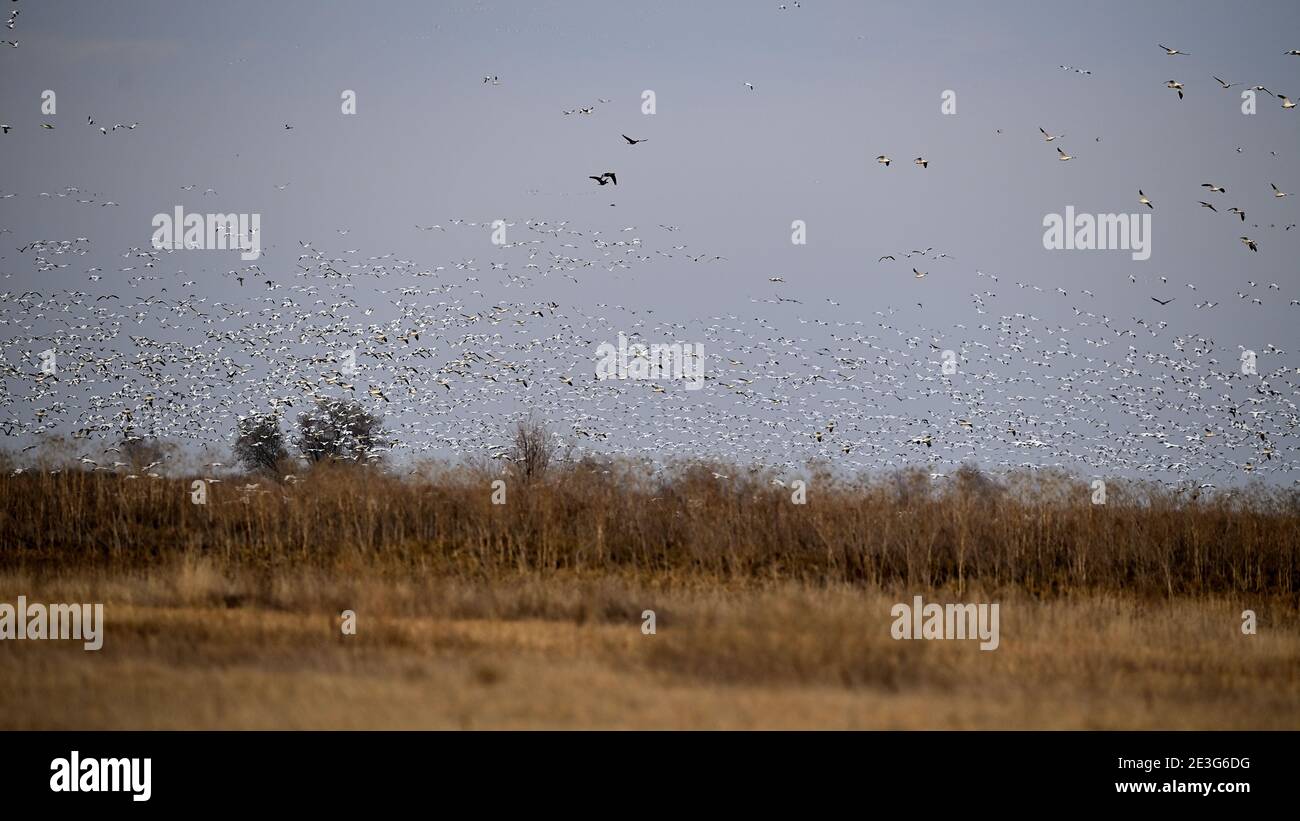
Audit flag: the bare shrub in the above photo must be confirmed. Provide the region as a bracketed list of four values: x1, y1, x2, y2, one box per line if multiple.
[509, 417, 555, 482]
[234, 412, 288, 474]
[1, 460, 1297, 598]
[296, 399, 389, 464]
[119, 430, 178, 471]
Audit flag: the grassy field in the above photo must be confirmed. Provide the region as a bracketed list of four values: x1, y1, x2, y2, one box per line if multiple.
[1, 461, 1298, 729]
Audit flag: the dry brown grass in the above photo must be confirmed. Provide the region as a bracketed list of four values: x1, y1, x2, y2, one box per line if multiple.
[2, 462, 1298, 595]
[0, 461, 1298, 728]
[0, 565, 1295, 729]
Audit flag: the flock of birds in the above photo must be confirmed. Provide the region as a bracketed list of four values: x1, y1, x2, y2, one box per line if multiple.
[1156, 43, 1300, 107]
[1, 10, 1298, 490]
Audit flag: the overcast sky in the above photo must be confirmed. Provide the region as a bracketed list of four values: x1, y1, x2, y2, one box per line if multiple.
[1, 1, 1298, 485]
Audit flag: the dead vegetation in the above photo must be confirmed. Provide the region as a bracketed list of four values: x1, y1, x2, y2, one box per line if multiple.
[1, 458, 1297, 729]
[1, 460, 1296, 597]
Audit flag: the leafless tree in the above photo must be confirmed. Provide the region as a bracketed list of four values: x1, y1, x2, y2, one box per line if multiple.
[509, 416, 554, 482]
[296, 399, 389, 464]
[234, 412, 288, 474]
[119, 429, 177, 471]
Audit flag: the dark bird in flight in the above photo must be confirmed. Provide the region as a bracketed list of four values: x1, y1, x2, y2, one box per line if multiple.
[589, 172, 617, 186]
[1151, 297, 1174, 306]
[621, 134, 647, 145]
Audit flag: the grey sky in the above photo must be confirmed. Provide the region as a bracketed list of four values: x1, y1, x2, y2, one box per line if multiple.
[1, 1, 1298, 485]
